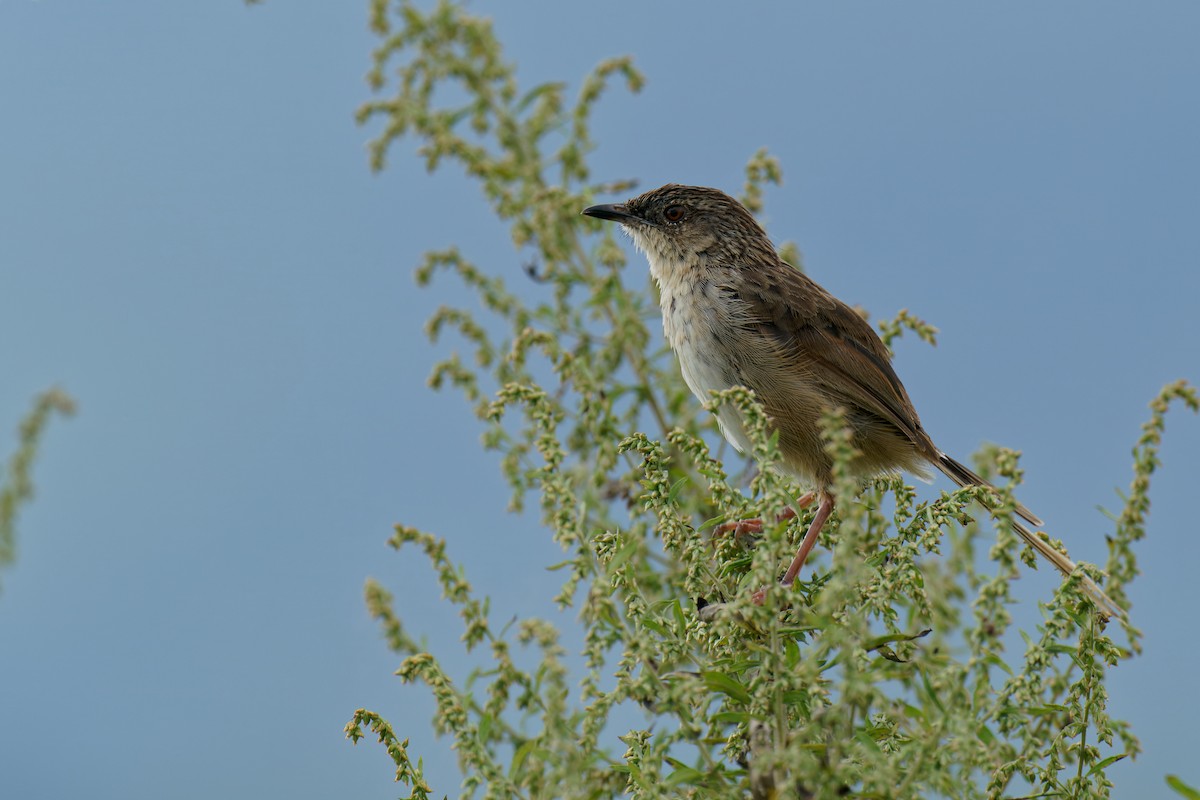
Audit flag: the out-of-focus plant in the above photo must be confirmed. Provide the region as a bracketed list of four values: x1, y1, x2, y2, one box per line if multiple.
[1, 387, 74, 592]
[344, 2, 1198, 797]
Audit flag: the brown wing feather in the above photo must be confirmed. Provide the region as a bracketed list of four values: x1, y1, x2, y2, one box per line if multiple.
[733, 260, 1043, 528]
[733, 262, 936, 472]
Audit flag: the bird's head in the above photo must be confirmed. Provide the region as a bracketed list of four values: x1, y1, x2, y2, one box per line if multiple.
[583, 184, 772, 271]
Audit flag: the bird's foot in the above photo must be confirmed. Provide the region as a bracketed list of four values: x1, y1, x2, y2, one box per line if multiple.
[712, 508, 794, 544]
[710, 492, 815, 546]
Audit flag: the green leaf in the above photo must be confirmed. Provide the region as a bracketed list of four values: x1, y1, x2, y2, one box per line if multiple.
[701, 671, 752, 705]
[665, 765, 705, 786]
[981, 649, 1015, 677]
[641, 615, 667, 636]
[919, 667, 946, 714]
[670, 599, 687, 631]
[1027, 704, 1069, 717]
[1167, 775, 1200, 799]
[853, 728, 883, 753]
[874, 645, 904, 663]
[862, 628, 932, 652]
[901, 702, 927, 723]
[516, 81, 566, 112]
[710, 711, 750, 725]
[1086, 753, 1127, 777]
[608, 540, 640, 570]
[509, 739, 536, 779]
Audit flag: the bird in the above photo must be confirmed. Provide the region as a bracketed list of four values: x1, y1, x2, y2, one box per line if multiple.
[583, 183, 1120, 619]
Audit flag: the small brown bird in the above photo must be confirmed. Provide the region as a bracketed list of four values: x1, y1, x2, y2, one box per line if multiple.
[584, 184, 1119, 618]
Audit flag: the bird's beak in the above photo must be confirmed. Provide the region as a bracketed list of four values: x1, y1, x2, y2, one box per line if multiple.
[582, 203, 644, 225]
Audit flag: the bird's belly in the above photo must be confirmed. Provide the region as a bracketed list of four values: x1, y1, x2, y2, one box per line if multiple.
[660, 281, 828, 483]
[676, 339, 734, 404]
[663, 300, 756, 455]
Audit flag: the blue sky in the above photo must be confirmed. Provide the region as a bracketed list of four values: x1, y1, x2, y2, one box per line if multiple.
[2, 2, 1198, 797]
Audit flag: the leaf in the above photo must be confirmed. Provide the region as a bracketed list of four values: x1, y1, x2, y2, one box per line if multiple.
[863, 628, 932, 653]
[607, 540, 640, 570]
[701, 671, 752, 705]
[665, 765, 705, 787]
[509, 739, 536, 779]
[516, 81, 566, 112]
[854, 728, 883, 753]
[1167, 775, 1200, 799]
[875, 645, 905, 663]
[671, 599, 687, 631]
[1026, 704, 1070, 717]
[981, 649, 1015, 677]
[919, 667, 946, 714]
[640, 615, 667, 636]
[901, 702, 927, 723]
[1086, 753, 1127, 777]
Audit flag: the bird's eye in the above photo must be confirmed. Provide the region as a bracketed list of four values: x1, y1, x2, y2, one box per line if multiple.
[663, 205, 685, 223]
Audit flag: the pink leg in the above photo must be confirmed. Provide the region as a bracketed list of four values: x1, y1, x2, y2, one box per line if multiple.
[780, 493, 834, 586]
[752, 493, 835, 604]
[712, 491, 816, 543]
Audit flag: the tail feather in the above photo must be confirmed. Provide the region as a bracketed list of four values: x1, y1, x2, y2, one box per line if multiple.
[936, 453, 1042, 527]
[1010, 520, 1124, 621]
[934, 453, 1123, 620]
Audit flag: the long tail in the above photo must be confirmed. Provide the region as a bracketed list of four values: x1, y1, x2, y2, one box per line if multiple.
[935, 453, 1124, 620]
[936, 453, 1043, 526]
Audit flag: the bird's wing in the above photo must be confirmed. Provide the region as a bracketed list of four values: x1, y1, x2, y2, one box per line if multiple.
[739, 261, 1044, 529]
[743, 262, 935, 454]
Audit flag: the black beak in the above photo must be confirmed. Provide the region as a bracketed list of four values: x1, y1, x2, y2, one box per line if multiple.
[582, 203, 645, 225]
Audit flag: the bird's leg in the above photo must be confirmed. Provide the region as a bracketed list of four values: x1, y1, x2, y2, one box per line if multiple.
[751, 492, 835, 605]
[779, 493, 834, 587]
[712, 491, 815, 545]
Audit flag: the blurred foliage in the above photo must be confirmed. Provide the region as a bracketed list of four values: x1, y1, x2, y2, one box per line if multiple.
[1, 387, 74, 592]
[345, 1, 1199, 798]
[1168, 774, 1200, 799]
